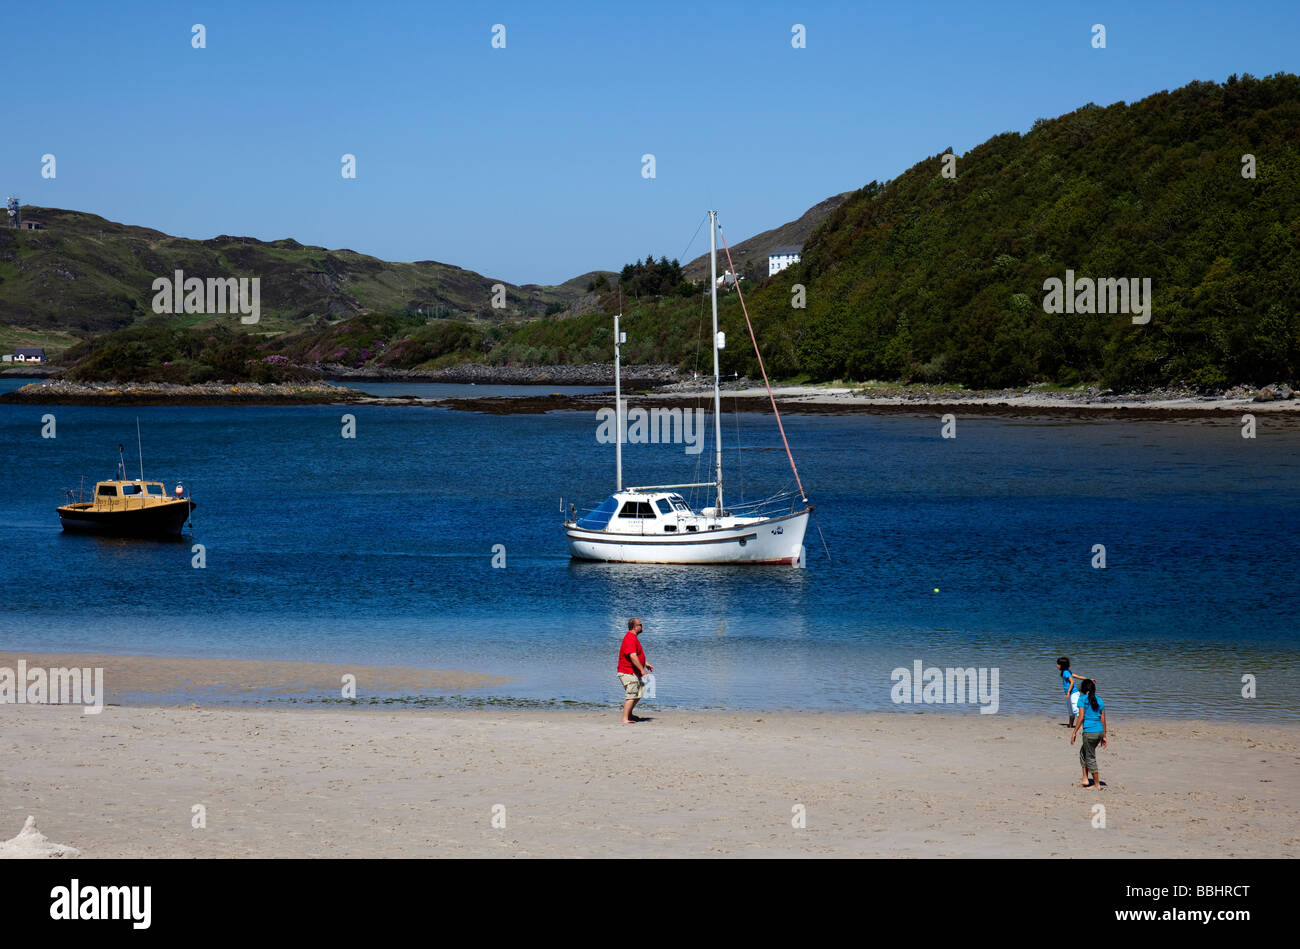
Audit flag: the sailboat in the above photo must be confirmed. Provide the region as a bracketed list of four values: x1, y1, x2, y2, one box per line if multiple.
[564, 210, 813, 565]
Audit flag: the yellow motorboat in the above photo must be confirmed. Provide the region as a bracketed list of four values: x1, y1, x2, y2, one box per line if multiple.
[57, 437, 194, 537]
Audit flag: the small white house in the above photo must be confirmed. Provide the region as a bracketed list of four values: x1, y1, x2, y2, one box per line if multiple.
[768, 245, 801, 276]
[715, 270, 742, 287]
[13, 348, 45, 363]
[1, 354, 12, 363]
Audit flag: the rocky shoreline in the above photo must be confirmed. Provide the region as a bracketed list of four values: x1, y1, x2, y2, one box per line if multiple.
[0, 380, 363, 405]
[356, 378, 1300, 421]
[318, 362, 677, 387]
[3, 374, 1297, 421]
[362, 391, 1300, 422]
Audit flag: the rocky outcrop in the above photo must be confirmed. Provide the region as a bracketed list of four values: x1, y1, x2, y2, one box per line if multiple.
[1253, 383, 1295, 402]
[319, 362, 681, 387]
[0, 380, 362, 405]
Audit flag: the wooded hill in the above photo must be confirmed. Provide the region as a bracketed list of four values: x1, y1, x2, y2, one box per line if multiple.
[471, 73, 1299, 390]
[731, 72, 1300, 389]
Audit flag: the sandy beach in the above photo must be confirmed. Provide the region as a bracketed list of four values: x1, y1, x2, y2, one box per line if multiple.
[699, 384, 1300, 416]
[3, 699, 1296, 858]
[0, 651, 510, 700]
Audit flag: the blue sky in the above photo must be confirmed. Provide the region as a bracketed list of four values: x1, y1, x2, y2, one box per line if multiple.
[3, 1, 1295, 284]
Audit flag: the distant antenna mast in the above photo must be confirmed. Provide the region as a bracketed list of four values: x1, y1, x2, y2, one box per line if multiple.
[136, 418, 144, 481]
[613, 311, 623, 491]
[5, 197, 18, 229]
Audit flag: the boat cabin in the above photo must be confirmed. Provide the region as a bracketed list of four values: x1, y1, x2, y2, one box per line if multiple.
[574, 490, 751, 535]
[86, 480, 174, 510]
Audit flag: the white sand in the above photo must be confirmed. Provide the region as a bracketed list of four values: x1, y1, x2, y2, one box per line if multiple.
[2, 704, 1295, 858]
[687, 386, 1300, 413]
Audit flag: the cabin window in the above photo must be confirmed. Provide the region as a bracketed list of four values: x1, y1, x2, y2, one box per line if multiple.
[576, 497, 619, 531]
[617, 501, 656, 519]
[655, 499, 673, 516]
[145, 484, 164, 496]
[121, 484, 142, 495]
[97, 485, 118, 497]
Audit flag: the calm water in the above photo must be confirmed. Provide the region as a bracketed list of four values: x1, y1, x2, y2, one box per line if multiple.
[1, 377, 1297, 720]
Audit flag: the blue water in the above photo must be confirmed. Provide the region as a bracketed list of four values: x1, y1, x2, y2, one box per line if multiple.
[1, 381, 1297, 720]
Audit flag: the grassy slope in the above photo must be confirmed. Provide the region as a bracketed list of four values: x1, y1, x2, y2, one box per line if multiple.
[0, 208, 587, 355]
[0, 325, 80, 356]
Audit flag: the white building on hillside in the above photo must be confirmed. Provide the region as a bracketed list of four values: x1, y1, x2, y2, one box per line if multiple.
[768, 245, 801, 276]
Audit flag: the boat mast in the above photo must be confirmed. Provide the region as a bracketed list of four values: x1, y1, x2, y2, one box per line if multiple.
[136, 417, 144, 481]
[614, 311, 623, 491]
[709, 210, 724, 513]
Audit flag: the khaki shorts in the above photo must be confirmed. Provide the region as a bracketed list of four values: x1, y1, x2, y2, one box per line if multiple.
[618, 673, 645, 700]
[1079, 732, 1104, 772]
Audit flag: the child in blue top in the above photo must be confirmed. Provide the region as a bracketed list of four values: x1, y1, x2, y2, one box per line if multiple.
[1056, 657, 1096, 728]
[1069, 679, 1108, 788]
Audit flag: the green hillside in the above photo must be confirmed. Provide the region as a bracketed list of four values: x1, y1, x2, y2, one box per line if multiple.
[732, 72, 1300, 389]
[0, 207, 583, 345]
[429, 72, 1300, 391]
[269, 72, 1295, 391]
[11, 74, 1298, 389]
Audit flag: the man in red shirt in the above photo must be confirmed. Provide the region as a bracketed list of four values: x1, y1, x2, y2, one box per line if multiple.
[617, 617, 653, 724]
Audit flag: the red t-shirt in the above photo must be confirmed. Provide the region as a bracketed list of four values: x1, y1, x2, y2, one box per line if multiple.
[617, 631, 646, 675]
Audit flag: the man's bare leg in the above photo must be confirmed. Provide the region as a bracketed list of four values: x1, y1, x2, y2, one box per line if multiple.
[622, 697, 638, 723]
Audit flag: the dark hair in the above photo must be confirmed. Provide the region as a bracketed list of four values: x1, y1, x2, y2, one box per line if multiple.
[1080, 679, 1099, 712]
[1057, 657, 1070, 669]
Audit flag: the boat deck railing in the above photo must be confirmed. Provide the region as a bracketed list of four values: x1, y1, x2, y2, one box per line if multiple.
[565, 487, 806, 535]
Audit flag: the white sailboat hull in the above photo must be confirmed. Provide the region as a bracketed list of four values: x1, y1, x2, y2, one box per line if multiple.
[563, 210, 816, 568]
[566, 509, 810, 565]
